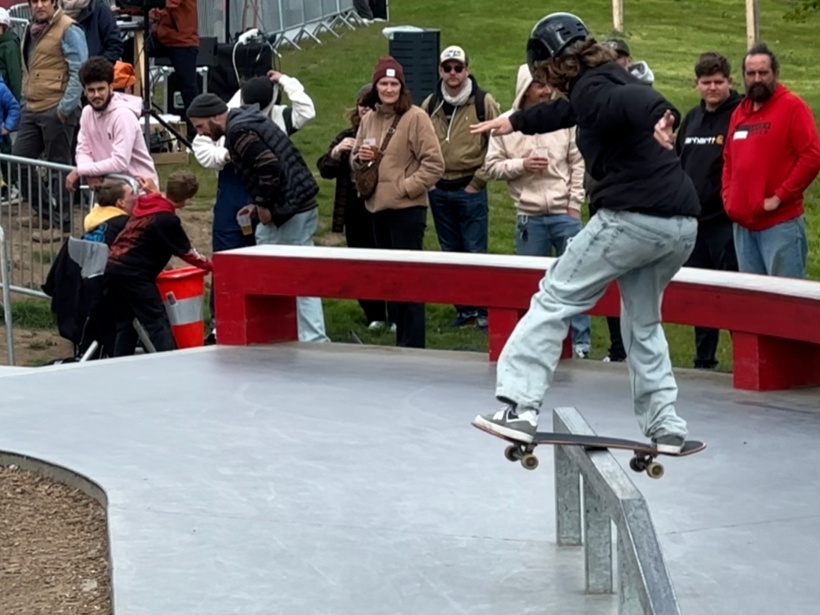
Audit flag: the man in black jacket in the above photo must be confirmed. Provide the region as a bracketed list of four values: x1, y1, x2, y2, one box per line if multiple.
[187, 92, 329, 343]
[470, 13, 699, 453]
[676, 52, 741, 370]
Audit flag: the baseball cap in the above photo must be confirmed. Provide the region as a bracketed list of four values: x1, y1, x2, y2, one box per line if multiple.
[440, 45, 469, 66]
[0, 8, 10, 28]
[604, 38, 630, 57]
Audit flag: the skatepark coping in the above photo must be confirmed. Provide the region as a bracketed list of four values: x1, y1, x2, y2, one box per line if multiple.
[552, 407, 680, 615]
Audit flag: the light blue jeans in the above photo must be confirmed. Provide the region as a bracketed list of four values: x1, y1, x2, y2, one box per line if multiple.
[515, 213, 591, 352]
[497, 209, 698, 439]
[255, 208, 330, 343]
[733, 216, 807, 279]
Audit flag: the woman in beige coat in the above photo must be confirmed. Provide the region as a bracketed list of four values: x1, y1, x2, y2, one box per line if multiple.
[351, 56, 444, 348]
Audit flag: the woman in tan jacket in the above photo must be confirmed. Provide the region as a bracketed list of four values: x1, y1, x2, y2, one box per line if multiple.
[351, 56, 444, 348]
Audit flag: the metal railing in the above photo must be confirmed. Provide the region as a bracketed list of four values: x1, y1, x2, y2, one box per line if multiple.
[200, 0, 374, 46]
[0, 155, 140, 364]
[552, 407, 681, 615]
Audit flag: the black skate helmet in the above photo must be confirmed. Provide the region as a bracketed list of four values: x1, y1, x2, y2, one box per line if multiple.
[526, 12, 590, 71]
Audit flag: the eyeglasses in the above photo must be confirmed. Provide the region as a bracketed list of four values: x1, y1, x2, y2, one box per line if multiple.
[441, 63, 465, 74]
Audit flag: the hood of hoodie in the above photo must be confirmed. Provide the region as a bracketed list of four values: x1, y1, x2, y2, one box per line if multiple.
[733, 82, 789, 120]
[132, 193, 176, 218]
[95, 92, 143, 119]
[511, 64, 533, 112]
[568, 61, 643, 127]
[83, 204, 127, 233]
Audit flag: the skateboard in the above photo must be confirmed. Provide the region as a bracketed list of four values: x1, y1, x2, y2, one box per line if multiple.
[473, 423, 705, 479]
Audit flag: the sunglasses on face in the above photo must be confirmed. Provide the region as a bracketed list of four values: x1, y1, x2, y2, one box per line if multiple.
[441, 63, 465, 74]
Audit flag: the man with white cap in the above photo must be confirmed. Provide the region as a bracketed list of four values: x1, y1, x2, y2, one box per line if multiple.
[422, 45, 500, 331]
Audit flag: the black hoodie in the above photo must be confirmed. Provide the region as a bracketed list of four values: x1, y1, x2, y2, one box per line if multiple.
[509, 62, 700, 219]
[675, 90, 743, 227]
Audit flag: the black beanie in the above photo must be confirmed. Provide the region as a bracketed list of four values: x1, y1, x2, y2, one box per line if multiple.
[241, 76, 274, 109]
[187, 93, 228, 119]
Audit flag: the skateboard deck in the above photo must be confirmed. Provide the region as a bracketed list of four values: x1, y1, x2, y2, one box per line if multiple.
[473, 422, 705, 478]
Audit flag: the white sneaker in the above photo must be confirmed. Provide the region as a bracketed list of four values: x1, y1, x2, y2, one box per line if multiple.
[473, 404, 539, 443]
[367, 321, 387, 330]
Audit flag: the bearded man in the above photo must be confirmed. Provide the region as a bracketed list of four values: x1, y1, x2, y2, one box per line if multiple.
[13, 0, 87, 230]
[722, 43, 820, 278]
[67, 56, 158, 193]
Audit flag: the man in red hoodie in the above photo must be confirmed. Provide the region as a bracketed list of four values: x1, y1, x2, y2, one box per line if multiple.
[722, 43, 820, 278]
[106, 171, 212, 356]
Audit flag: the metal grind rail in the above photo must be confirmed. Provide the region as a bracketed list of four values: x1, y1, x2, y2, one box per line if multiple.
[552, 406, 681, 615]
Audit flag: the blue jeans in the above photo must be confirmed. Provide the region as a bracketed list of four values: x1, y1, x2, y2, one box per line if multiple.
[733, 216, 807, 278]
[515, 213, 591, 352]
[213, 164, 254, 253]
[497, 209, 697, 440]
[255, 208, 330, 343]
[429, 187, 488, 319]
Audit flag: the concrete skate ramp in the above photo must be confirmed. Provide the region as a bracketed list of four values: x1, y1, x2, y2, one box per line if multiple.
[0, 343, 818, 614]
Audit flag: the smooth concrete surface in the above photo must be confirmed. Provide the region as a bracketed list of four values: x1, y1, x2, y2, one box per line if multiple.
[0, 344, 819, 614]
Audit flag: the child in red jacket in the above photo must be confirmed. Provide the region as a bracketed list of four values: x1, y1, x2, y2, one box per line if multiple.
[106, 171, 212, 356]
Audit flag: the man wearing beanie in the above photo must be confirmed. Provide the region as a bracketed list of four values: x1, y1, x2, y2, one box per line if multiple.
[191, 69, 315, 343]
[188, 92, 329, 343]
[421, 45, 500, 331]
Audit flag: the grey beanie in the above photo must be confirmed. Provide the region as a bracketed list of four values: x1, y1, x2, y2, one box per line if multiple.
[357, 83, 372, 102]
[187, 93, 229, 119]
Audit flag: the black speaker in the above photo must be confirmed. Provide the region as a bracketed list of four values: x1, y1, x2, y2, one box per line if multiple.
[388, 28, 440, 106]
[166, 69, 208, 117]
[208, 43, 275, 103]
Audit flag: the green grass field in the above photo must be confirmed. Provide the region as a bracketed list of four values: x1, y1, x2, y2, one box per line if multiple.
[168, 0, 820, 371]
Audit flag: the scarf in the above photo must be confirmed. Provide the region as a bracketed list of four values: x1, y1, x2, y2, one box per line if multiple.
[441, 78, 473, 108]
[60, 0, 91, 19]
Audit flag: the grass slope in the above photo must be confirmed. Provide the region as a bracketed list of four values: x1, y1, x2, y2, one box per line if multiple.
[168, 0, 820, 370]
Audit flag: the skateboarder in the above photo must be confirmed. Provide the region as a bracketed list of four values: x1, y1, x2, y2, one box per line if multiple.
[469, 12, 699, 453]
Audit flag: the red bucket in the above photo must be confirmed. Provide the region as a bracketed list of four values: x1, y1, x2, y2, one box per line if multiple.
[155, 266, 208, 349]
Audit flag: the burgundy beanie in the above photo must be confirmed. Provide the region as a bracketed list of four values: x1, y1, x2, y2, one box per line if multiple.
[372, 56, 405, 88]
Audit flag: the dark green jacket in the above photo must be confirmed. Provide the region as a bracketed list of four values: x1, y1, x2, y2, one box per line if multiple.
[0, 29, 22, 102]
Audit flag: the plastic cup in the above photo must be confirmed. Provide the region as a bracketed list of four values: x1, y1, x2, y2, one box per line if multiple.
[237, 212, 253, 236]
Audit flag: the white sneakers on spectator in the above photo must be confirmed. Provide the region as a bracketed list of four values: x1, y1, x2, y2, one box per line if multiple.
[367, 321, 396, 333]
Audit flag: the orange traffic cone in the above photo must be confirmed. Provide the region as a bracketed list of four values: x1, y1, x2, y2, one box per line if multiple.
[155, 266, 208, 349]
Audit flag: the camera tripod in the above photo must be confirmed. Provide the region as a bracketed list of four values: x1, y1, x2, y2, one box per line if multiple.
[132, 6, 193, 151]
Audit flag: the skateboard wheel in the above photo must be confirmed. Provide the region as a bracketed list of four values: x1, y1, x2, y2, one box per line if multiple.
[520, 454, 539, 471]
[629, 457, 645, 473]
[504, 445, 519, 462]
[646, 462, 664, 479]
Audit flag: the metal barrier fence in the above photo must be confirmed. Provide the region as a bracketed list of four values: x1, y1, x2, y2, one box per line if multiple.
[552, 407, 682, 615]
[8, 1, 371, 48]
[200, 0, 370, 46]
[0, 155, 139, 365]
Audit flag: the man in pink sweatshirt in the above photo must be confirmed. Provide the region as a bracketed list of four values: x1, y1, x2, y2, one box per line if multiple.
[66, 56, 158, 192]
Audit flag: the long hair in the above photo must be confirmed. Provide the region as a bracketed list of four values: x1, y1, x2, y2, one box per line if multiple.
[359, 86, 414, 115]
[346, 92, 374, 128]
[533, 38, 617, 93]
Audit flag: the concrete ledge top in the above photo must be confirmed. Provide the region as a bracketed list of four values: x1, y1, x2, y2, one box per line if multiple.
[215, 245, 820, 298]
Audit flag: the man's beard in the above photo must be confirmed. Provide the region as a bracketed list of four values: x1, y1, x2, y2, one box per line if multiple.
[91, 92, 114, 112]
[208, 121, 225, 140]
[747, 82, 775, 103]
